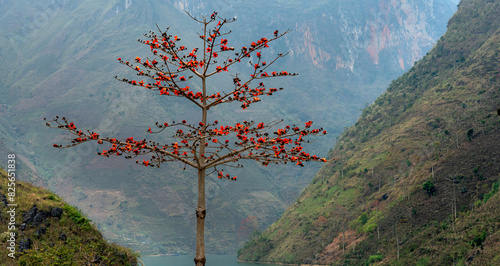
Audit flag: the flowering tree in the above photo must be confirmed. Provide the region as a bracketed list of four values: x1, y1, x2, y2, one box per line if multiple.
[46, 12, 329, 266]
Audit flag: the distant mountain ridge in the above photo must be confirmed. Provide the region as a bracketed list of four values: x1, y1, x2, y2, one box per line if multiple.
[238, 0, 500, 264]
[0, 0, 456, 254]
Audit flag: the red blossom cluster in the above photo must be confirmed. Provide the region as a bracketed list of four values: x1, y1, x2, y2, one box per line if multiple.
[114, 14, 295, 111]
[46, 116, 329, 179]
[46, 12, 331, 182]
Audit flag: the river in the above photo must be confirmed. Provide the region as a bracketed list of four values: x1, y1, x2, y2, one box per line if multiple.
[141, 254, 284, 266]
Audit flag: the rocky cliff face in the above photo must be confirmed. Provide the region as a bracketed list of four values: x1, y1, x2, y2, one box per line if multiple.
[289, 0, 450, 72]
[0, 0, 456, 254]
[171, 0, 455, 71]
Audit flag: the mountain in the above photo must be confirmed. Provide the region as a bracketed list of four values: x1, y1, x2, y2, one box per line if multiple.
[0, 0, 456, 254]
[238, 0, 500, 264]
[0, 168, 139, 265]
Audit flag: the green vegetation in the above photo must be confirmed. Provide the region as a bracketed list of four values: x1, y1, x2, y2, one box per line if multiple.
[61, 204, 93, 230]
[368, 254, 383, 263]
[239, 0, 500, 264]
[483, 180, 499, 203]
[237, 234, 273, 262]
[362, 211, 382, 233]
[422, 180, 436, 196]
[0, 169, 139, 265]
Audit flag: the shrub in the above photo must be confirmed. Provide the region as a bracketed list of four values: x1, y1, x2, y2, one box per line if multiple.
[483, 180, 499, 203]
[47, 195, 57, 201]
[368, 254, 383, 263]
[359, 212, 369, 225]
[471, 231, 487, 247]
[423, 180, 436, 196]
[467, 128, 474, 141]
[416, 256, 430, 266]
[362, 211, 382, 233]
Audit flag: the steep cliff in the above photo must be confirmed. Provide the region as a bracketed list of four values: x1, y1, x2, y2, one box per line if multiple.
[238, 0, 500, 263]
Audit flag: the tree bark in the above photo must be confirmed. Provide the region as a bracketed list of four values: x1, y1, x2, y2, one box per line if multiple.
[342, 212, 346, 255]
[195, 168, 206, 266]
[395, 222, 399, 261]
[195, 70, 208, 265]
[342, 228, 345, 255]
[377, 205, 380, 240]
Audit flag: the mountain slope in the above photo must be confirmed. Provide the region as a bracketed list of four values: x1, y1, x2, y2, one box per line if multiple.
[0, 168, 139, 265]
[238, 0, 500, 264]
[0, 0, 456, 254]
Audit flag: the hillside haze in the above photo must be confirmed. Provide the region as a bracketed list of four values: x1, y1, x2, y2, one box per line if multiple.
[239, 0, 500, 264]
[0, 0, 456, 254]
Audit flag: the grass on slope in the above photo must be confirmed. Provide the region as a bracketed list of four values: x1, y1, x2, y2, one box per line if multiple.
[0, 168, 139, 265]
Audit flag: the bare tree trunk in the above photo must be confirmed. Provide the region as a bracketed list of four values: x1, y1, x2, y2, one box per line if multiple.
[195, 73, 208, 266]
[195, 168, 207, 266]
[377, 224, 380, 239]
[451, 176, 456, 232]
[395, 222, 399, 261]
[453, 179, 457, 220]
[376, 205, 380, 240]
[342, 219, 346, 255]
[335, 206, 349, 256]
[408, 168, 413, 201]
